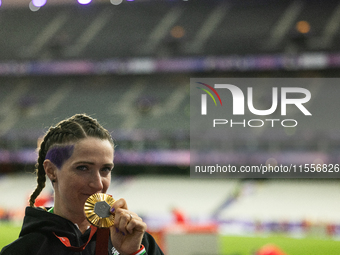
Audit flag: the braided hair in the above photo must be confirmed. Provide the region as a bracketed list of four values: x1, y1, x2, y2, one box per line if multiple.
[29, 114, 114, 207]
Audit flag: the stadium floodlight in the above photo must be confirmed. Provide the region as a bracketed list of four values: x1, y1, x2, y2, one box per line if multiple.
[78, 0, 92, 4]
[110, 0, 123, 5]
[29, 1, 40, 11]
[32, 0, 47, 7]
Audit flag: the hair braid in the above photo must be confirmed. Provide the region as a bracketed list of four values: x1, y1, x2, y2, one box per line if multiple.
[29, 136, 49, 207]
[29, 114, 114, 207]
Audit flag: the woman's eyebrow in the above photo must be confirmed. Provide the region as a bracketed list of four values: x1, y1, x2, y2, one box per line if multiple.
[103, 163, 114, 167]
[74, 161, 114, 167]
[74, 161, 95, 165]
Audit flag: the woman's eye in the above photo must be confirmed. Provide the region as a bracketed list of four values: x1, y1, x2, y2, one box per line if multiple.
[76, 165, 88, 171]
[102, 167, 113, 173]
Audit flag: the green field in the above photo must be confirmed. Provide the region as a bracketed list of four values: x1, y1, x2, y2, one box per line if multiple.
[220, 235, 340, 255]
[0, 222, 22, 249]
[1, 222, 340, 254]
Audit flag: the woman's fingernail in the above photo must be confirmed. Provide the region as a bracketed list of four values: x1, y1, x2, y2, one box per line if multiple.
[115, 227, 119, 233]
[110, 207, 115, 213]
[121, 232, 125, 236]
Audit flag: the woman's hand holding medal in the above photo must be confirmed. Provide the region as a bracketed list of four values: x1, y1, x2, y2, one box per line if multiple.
[109, 198, 147, 255]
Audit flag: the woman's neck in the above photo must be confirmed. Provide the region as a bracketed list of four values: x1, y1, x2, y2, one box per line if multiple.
[53, 204, 91, 234]
[75, 220, 91, 234]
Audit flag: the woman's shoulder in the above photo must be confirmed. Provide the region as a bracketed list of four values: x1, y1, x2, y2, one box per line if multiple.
[0, 232, 47, 255]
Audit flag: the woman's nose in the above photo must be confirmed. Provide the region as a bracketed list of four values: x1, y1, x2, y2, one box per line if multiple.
[88, 171, 104, 192]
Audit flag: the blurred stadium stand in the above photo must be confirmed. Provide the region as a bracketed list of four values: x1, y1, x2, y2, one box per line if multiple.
[0, 0, 340, 173]
[0, 0, 340, 60]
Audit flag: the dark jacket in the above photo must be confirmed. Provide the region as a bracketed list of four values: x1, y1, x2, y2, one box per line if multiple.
[0, 207, 164, 255]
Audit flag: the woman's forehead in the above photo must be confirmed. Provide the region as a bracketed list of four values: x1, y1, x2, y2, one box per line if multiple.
[74, 137, 113, 150]
[71, 138, 114, 158]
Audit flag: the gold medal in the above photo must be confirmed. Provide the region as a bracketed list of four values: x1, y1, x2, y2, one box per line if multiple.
[84, 193, 115, 228]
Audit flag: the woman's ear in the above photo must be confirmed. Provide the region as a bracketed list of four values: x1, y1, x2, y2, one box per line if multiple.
[43, 159, 58, 183]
